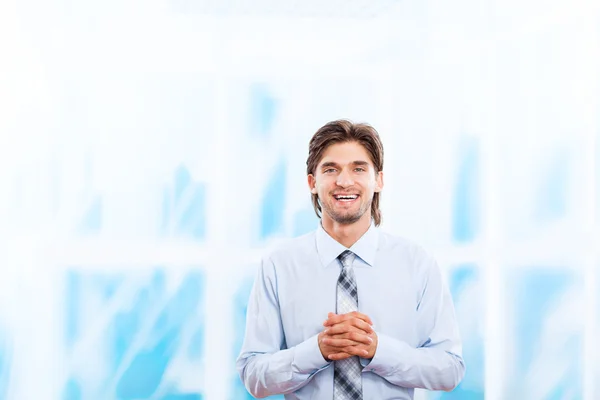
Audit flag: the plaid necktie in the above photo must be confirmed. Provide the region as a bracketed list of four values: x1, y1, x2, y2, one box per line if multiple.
[333, 250, 363, 400]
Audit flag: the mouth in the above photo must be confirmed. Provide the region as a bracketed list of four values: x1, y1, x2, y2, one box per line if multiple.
[333, 194, 359, 203]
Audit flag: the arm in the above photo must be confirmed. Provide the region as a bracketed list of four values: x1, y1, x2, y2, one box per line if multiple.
[363, 254, 465, 391]
[236, 256, 331, 398]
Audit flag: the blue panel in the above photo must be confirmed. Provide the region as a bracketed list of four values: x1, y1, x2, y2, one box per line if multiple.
[162, 165, 207, 240]
[452, 136, 480, 243]
[0, 326, 11, 400]
[429, 387, 482, 400]
[160, 394, 202, 400]
[116, 347, 171, 398]
[112, 271, 165, 371]
[249, 83, 278, 139]
[535, 150, 569, 222]
[79, 195, 102, 234]
[62, 378, 82, 400]
[178, 183, 207, 239]
[188, 327, 204, 360]
[174, 165, 192, 204]
[65, 271, 80, 348]
[231, 276, 255, 400]
[260, 159, 286, 239]
[50, 158, 61, 216]
[96, 275, 124, 301]
[429, 264, 484, 400]
[64, 268, 206, 399]
[448, 265, 476, 295]
[161, 188, 171, 233]
[233, 276, 254, 357]
[231, 275, 284, 399]
[449, 265, 484, 399]
[292, 208, 318, 237]
[507, 268, 582, 397]
[515, 271, 569, 369]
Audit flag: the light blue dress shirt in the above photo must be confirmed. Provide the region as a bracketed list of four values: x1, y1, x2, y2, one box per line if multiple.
[237, 223, 465, 399]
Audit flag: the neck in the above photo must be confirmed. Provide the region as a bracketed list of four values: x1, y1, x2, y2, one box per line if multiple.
[321, 212, 372, 248]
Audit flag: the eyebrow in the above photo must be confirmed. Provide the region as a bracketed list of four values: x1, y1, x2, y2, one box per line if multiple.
[320, 161, 370, 169]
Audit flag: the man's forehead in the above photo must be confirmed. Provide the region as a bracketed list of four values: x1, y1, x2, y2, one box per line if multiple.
[318, 158, 372, 166]
[315, 140, 377, 169]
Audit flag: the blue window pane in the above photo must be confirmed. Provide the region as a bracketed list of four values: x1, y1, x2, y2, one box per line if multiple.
[452, 136, 480, 243]
[64, 268, 206, 399]
[260, 159, 286, 239]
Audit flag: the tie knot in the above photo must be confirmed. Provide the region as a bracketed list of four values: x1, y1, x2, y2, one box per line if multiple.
[338, 250, 355, 268]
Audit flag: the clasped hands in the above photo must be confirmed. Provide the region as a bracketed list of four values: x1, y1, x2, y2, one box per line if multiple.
[318, 311, 378, 361]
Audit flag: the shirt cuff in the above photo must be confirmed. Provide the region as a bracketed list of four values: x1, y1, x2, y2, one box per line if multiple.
[291, 333, 331, 374]
[361, 332, 412, 376]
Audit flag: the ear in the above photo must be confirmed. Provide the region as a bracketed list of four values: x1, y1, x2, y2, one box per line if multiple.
[307, 174, 318, 194]
[374, 170, 384, 193]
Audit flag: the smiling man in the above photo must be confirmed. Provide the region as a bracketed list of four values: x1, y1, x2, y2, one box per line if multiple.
[237, 120, 465, 399]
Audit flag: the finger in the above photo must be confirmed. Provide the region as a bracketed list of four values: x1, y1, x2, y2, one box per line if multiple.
[329, 331, 374, 345]
[324, 311, 373, 327]
[322, 338, 358, 348]
[352, 311, 374, 325]
[323, 312, 338, 326]
[326, 351, 352, 361]
[350, 317, 374, 333]
[343, 311, 373, 325]
[322, 325, 374, 345]
[325, 319, 374, 335]
[324, 323, 360, 335]
[323, 332, 373, 347]
[327, 346, 369, 360]
[323, 312, 344, 326]
[326, 319, 373, 335]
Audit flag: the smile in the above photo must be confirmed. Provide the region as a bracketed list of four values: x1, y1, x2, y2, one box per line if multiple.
[333, 194, 359, 202]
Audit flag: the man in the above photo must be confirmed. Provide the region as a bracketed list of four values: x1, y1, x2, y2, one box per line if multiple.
[236, 120, 465, 399]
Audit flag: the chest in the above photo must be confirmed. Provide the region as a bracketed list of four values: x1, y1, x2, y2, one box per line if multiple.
[277, 264, 420, 347]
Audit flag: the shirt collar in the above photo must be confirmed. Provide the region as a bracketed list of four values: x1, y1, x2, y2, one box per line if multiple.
[316, 222, 379, 268]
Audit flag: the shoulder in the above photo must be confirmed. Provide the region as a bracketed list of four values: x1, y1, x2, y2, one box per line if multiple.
[262, 230, 317, 265]
[377, 230, 439, 274]
[378, 230, 433, 258]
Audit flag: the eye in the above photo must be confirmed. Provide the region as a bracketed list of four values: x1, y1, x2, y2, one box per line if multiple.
[354, 167, 365, 172]
[324, 168, 336, 173]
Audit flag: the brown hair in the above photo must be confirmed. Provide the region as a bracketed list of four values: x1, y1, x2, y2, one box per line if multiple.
[306, 119, 384, 226]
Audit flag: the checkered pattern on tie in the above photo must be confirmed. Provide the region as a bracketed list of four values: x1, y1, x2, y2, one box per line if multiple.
[334, 250, 363, 400]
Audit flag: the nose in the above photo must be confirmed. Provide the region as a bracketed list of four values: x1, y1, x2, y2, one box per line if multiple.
[336, 168, 354, 187]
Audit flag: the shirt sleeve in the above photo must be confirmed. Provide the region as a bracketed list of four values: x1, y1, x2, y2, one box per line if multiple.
[361, 250, 466, 391]
[236, 256, 331, 398]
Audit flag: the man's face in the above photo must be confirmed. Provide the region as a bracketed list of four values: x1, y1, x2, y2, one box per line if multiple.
[308, 141, 383, 225]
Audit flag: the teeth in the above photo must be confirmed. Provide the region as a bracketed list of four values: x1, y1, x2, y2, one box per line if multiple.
[335, 195, 358, 200]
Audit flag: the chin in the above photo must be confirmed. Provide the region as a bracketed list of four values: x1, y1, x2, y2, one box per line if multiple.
[329, 212, 364, 225]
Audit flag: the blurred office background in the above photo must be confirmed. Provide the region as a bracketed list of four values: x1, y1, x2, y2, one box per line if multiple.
[0, 0, 598, 399]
